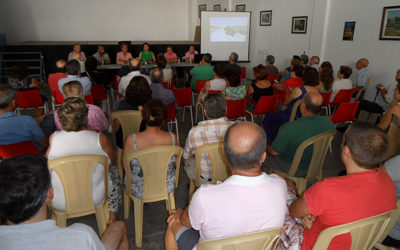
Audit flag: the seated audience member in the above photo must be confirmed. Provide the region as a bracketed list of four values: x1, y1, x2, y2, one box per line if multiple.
[264, 67, 320, 141]
[183, 93, 233, 183]
[247, 64, 273, 104]
[225, 52, 241, 75]
[198, 64, 226, 102]
[118, 58, 150, 96]
[290, 122, 396, 250]
[48, 60, 67, 98]
[190, 53, 214, 90]
[58, 60, 92, 96]
[165, 122, 287, 250]
[330, 66, 353, 102]
[46, 97, 120, 223]
[150, 68, 176, 106]
[0, 85, 47, 151]
[378, 80, 400, 131]
[359, 69, 400, 119]
[267, 93, 335, 176]
[280, 55, 301, 81]
[275, 65, 303, 92]
[309, 56, 320, 70]
[381, 155, 400, 248]
[164, 46, 178, 63]
[223, 69, 246, 100]
[184, 45, 198, 63]
[265, 55, 279, 76]
[8, 63, 43, 90]
[93, 45, 111, 65]
[67, 43, 86, 62]
[123, 99, 178, 198]
[116, 43, 133, 65]
[83, 56, 109, 88]
[156, 54, 173, 82]
[115, 76, 152, 147]
[301, 54, 309, 68]
[138, 42, 156, 64]
[54, 81, 109, 133]
[0, 155, 129, 250]
[354, 58, 372, 93]
[319, 61, 334, 93]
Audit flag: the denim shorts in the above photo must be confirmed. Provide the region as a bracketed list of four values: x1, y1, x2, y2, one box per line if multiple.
[175, 226, 200, 250]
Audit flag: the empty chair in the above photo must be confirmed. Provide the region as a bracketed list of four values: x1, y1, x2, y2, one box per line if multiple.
[166, 104, 180, 144]
[240, 67, 246, 84]
[173, 88, 193, 127]
[197, 226, 285, 250]
[0, 141, 41, 159]
[328, 88, 354, 114]
[329, 101, 360, 124]
[123, 145, 183, 247]
[48, 154, 110, 236]
[16, 89, 48, 114]
[91, 84, 110, 115]
[84, 94, 94, 105]
[162, 80, 175, 90]
[320, 91, 333, 115]
[226, 99, 249, 121]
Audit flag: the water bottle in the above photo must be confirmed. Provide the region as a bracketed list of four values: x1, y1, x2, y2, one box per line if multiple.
[178, 57, 181, 63]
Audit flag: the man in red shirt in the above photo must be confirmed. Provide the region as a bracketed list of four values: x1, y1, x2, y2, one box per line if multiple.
[290, 122, 396, 250]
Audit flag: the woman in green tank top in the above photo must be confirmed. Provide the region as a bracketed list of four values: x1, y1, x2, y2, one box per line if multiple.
[139, 42, 156, 64]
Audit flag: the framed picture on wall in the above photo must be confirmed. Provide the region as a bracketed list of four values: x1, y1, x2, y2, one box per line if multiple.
[260, 10, 272, 26]
[291, 16, 308, 34]
[343, 21, 356, 41]
[199, 4, 206, 18]
[214, 4, 221, 11]
[379, 5, 400, 40]
[236, 4, 245, 12]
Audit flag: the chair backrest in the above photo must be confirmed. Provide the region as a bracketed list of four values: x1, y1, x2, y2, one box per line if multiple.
[173, 88, 192, 107]
[166, 104, 177, 122]
[207, 90, 222, 95]
[289, 99, 302, 122]
[240, 67, 246, 79]
[55, 90, 64, 104]
[197, 226, 284, 250]
[330, 102, 360, 124]
[289, 130, 336, 183]
[253, 95, 279, 116]
[48, 155, 109, 215]
[91, 84, 107, 102]
[330, 88, 354, 106]
[84, 94, 94, 104]
[195, 80, 208, 93]
[267, 74, 279, 82]
[312, 210, 393, 250]
[123, 145, 183, 202]
[16, 89, 44, 108]
[110, 110, 142, 146]
[226, 99, 246, 120]
[320, 91, 333, 107]
[0, 141, 41, 159]
[384, 122, 400, 161]
[195, 142, 230, 186]
[113, 75, 119, 90]
[378, 200, 400, 244]
[162, 80, 175, 90]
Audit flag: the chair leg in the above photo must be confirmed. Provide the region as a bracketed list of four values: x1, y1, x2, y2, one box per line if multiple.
[133, 197, 144, 248]
[175, 120, 180, 145]
[189, 106, 193, 127]
[124, 192, 130, 219]
[182, 106, 186, 122]
[188, 180, 195, 201]
[168, 192, 176, 211]
[53, 210, 67, 227]
[95, 203, 107, 236]
[117, 148, 123, 183]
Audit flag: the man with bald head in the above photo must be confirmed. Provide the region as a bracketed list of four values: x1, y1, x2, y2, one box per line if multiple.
[354, 58, 372, 94]
[150, 68, 176, 106]
[165, 122, 287, 250]
[267, 92, 335, 176]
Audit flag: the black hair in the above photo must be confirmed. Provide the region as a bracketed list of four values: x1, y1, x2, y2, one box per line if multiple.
[203, 53, 212, 64]
[226, 69, 241, 87]
[66, 60, 80, 75]
[125, 76, 152, 107]
[142, 99, 168, 127]
[302, 67, 320, 86]
[84, 56, 98, 73]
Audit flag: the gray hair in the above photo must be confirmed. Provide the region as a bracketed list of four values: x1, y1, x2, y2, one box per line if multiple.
[0, 85, 17, 109]
[266, 55, 275, 65]
[150, 68, 163, 84]
[310, 56, 320, 65]
[203, 93, 226, 119]
[229, 52, 238, 63]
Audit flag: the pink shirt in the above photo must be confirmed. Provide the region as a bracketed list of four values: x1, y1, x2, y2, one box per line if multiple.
[185, 51, 198, 61]
[54, 104, 109, 132]
[164, 52, 177, 60]
[189, 173, 287, 243]
[116, 52, 133, 65]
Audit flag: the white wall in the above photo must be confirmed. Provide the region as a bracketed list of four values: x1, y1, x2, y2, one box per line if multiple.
[0, 0, 190, 43]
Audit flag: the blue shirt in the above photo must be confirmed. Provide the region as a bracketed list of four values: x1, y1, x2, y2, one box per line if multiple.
[0, 112, 44, 151]
[58, 75, 92, 96]
[150, 83, 176, 106]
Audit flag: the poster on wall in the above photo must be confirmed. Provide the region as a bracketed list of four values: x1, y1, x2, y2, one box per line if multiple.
[260, 10, 272, 26]
[214, 5, 221, 11]
[343, 21, 356, 41]
[236, 4, 245, 12]
[380, 5, 400, 40]
[292, 16, 308, 34]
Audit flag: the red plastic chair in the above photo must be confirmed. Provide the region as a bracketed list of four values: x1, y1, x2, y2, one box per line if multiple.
[329, 101, 360, 124]
[84, 94, 95, 104]
[267, 74, 279, 83]
[240, 67, 246, 80]
[226, 99, 248, 121]
[251, 95, 279, 121]
[16, 89, 48, 114]
[162, 80, 175, 90]
[192, 80, 208, 106]
[165, 104, 179, 144]
[173, 88, 193, 127]
[207, 90, 222, 94]
[0, 141, 41, 159]
[91, 84, 110, 114]
[320, 91, 333, 115]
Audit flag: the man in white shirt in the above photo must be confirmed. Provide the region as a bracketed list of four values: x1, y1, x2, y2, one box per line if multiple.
[354, 58, 372, 92]
[165, 122, 287, 250]
[330, 65, 353, 102]
[0, 155, 129, 250]
[118, 58, 151, 96]
[58, 59, 92, 96]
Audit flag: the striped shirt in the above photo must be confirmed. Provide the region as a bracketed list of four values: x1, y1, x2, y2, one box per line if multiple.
[355, 67, 372, 88]
[183, 117, 233, 179]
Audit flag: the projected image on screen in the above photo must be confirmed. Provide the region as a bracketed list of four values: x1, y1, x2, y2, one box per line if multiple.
[210, 17, 248, 42]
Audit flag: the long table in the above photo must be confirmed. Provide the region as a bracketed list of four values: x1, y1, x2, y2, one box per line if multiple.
[97, 62, 198, 70]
